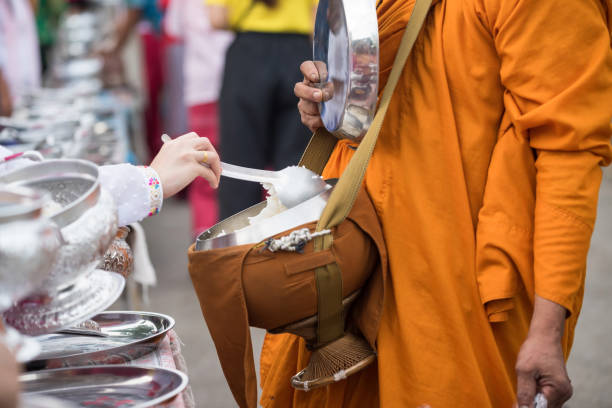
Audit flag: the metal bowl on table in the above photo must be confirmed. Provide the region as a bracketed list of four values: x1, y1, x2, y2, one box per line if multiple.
[0, 159, 118, 290]
[20, 365, 188, 408]
[313, 0, 379, 141]
[0, 186, 61, 312]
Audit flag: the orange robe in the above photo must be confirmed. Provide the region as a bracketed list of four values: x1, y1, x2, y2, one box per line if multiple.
[259, 0, 612, 406]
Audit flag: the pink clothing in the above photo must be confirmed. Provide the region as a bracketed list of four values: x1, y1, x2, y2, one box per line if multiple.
[0, 0, 41, 101]
[164, 0, 233, 106]
[188, 102, 220, 236]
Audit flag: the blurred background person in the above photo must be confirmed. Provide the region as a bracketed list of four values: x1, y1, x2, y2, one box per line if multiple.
[98, 0, 165, 161]
[0, 0, 41, 115]
[207, 0, 317, 220]
[165, 0, 233, 236]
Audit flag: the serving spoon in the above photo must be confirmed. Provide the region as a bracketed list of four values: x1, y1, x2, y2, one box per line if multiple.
[161, 134, 329, 208]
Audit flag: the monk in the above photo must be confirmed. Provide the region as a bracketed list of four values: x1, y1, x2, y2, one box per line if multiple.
[260, 0, 612, 407]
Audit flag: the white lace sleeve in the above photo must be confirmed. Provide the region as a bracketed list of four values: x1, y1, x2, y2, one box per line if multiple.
[98, 164, 163, 226]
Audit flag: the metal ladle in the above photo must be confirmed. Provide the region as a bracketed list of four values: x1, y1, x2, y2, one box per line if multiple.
[161, 134, 329, 208]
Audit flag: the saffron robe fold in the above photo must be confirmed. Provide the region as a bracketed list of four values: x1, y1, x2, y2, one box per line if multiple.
[258, 0, 612, 406]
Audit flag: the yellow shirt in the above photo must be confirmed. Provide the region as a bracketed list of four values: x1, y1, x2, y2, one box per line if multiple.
[206, 0, 317, 34]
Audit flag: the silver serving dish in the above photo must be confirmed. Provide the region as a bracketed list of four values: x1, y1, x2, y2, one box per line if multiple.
[20, 395, 78, 408]
[195, 188, 332, 251]
[26, 311, 174, 370]
[4, 269, 125, 336]
[0, 186, 61, 312]
[313, 0, 379, 141]
[0, 159, 118, 289]
[54, 58, 103, 82]
[20, 365, 188, 408]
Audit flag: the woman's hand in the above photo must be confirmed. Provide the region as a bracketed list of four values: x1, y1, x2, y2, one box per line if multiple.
[514, 296, 573, 408]
[294, 61, 326, 132]
[150, 132, 221, 199]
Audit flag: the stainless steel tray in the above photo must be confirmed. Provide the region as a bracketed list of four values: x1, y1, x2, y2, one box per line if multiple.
[26, 311, 174, 370]
[20, 365, 188, 408]
[4, 269, 125, 336]
[313, 0, 379, 141]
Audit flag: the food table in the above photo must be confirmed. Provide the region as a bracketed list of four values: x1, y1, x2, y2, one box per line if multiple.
[0, 4, 193, 407]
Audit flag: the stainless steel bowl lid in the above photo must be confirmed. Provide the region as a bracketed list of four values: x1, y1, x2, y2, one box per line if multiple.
[313, 0, 379, 141]
[0, 159, 100, 227]
[0, 185, 46, 223]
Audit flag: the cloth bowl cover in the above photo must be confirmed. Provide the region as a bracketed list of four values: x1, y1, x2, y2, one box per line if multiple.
[188, 186, 388, 408]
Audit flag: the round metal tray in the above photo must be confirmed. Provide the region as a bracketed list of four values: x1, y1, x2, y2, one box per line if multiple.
[3, 269, 125, 336]
[26, 311, 175, 370]
[313, 0, 379, 141]
[20, 365, 188, 408]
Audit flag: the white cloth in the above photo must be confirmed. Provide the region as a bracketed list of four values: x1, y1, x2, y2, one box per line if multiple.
[127, 222, 157, 286]
[0, 0, 41, 101]
[0, 146, 163, 227]
[164, 0, 233, 106]
[98, 164, 163, 226]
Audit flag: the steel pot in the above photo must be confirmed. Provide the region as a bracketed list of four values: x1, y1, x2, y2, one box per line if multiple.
[0, 186, 61, 311]
[0, 159, 118, 291]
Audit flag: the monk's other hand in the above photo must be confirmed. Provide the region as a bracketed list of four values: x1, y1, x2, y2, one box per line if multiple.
[150, 131, 222, 198]
[295, 60, 325, 132]
[514, 296, 572, 408]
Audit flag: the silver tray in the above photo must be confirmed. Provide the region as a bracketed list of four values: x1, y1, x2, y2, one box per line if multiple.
[20, 365, 188, 408]
[313, 0, 379, 141]
[26, 311, 175, 370]
[4, 270, 125, 336]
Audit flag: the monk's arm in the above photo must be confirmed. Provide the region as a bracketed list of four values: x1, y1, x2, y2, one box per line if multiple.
[486, 0, 611, 405]
[490, 0, 612, 317]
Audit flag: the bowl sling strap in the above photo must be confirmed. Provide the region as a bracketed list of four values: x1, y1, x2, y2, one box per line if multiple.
[298, 0, 433, 346]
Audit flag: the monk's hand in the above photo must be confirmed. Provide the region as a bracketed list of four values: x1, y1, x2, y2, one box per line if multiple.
[150, 132, 221, 198]
[295, 61, 325, 132]
[514, 296, 572, 408]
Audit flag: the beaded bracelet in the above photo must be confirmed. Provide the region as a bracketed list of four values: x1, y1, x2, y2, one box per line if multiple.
[140, 166, 163, 217]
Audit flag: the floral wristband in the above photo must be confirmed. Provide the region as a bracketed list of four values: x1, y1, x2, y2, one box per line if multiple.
[139, 166, 163, 217]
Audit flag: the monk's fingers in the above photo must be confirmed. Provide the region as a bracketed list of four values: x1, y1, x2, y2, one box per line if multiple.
[515, 366, 537, 408]
[540, 379, 572, 408]
[300, 60, 319, 83]
[295, 82, 322, 103]
[300, 112, 324, 132]
[297, 98, 320, 116]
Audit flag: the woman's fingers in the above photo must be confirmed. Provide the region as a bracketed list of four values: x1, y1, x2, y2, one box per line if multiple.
[193, 150, 221, 187]
[195, 162, 220, 189]
[192, 136, 213, 150]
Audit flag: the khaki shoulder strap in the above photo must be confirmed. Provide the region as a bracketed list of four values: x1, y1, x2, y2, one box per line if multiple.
[309, 0, 433, 345]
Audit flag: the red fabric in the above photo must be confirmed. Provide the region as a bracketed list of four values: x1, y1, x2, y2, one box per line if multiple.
[141, 31, 164, 162]
[188, 102, 220, 236]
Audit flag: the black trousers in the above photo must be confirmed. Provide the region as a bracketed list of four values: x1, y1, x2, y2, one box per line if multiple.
[218, 32, 312, 220]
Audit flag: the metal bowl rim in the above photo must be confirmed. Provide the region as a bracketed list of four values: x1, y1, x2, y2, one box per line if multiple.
[0, 184, 47, 222]
[0, 158, 101, 227]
